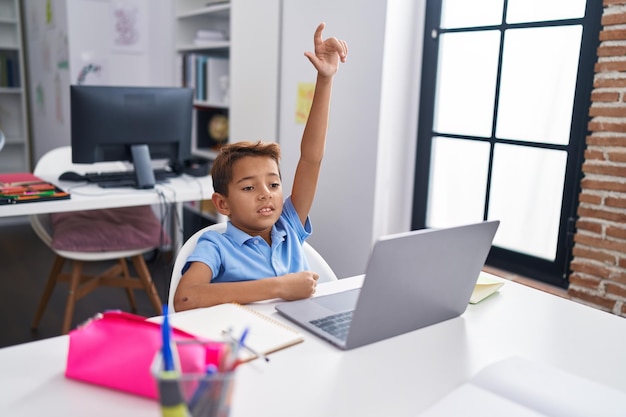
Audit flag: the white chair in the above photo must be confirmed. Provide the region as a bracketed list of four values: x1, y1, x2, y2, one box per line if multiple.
[30, 146, 163, 334]
[168, 222, 338, 312]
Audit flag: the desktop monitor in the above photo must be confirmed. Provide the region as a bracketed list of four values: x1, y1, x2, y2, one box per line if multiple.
[70, 85, 193, 188]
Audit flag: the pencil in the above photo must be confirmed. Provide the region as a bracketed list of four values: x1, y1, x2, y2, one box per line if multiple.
[221, 329, 270, 363]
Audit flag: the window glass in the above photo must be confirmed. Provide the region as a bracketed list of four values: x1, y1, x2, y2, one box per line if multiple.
[507, 0, 586, 24]
[441, 0, 504, 28]
[434, 31, 500, 138]
[426, 137, 490, 228]
[496, 25, 582, 145]
[488, 143, 567, 260]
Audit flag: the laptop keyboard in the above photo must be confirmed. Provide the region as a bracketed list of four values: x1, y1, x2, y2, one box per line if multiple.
[310, 311, 353, 341]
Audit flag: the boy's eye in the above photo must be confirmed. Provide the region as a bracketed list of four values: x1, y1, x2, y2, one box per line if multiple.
[242, 185, 254, 191]
[270, 182, 280, 189]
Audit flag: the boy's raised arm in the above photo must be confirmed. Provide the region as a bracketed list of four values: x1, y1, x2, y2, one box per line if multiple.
[291, 23, 348, 226]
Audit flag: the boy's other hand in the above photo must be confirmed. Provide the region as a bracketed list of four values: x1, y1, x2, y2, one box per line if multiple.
[277, 271, 320, 300]
[304, 22, 348, 78]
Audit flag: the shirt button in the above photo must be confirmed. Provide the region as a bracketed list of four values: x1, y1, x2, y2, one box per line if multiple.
[254, 239, 259, 245]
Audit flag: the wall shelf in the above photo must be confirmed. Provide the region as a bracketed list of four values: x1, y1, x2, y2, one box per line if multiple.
[0, 0, 29, 173]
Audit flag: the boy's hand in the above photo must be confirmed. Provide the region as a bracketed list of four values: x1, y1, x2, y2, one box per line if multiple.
[276, 271, 320, 300]
[304, 22, 348, 78]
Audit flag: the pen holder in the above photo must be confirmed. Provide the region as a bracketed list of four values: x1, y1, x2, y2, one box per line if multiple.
[155, 369, 236, 417]
[152, 343, 236, 417]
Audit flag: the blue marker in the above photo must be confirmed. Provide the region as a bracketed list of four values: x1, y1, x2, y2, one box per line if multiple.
[188, 363, 218, 413]
[158, 305, 191, 417]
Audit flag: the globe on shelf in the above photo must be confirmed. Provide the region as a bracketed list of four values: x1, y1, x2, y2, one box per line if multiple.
[208, 113, 228, 149]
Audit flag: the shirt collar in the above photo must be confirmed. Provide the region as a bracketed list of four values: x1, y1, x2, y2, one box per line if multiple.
[225, 221, 287, 247]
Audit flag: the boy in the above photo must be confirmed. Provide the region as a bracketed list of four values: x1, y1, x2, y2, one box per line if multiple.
[174, 23, 348, 312]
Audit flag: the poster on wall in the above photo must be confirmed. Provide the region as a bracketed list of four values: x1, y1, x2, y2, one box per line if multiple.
[295, 82, 315, 124]
[110, 0, 148, 54]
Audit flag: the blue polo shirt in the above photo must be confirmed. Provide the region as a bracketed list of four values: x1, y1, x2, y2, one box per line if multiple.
[182, 197, 311, 282]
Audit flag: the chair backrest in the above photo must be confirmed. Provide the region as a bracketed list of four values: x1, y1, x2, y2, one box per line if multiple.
[33, 146, 128, 177]
[30, 147, 77, 248]
[30, 146, 157, 260]
[168, 222, 338, 311]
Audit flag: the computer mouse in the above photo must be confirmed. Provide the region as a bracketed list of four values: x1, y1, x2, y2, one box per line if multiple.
[59, 171, 86, 181]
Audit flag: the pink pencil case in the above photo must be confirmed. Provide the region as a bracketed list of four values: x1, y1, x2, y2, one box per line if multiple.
[65, 310, 225, 399]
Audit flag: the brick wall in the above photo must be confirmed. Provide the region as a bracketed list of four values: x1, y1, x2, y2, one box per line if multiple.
[569, 0, 626, 316]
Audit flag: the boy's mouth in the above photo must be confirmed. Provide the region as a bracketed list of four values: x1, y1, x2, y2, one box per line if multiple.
[258, 206, 274, 214]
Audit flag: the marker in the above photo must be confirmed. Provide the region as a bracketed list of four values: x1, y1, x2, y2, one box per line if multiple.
[23, 190, 56, 196]
[1, 187, 25, 194]
[158, 371, 191, 417]
[188, 363, 218, 412]
[158, 305, 191, 417]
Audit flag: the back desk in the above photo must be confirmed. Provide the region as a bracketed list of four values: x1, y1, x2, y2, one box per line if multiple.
[0, 173, 213, 218]
[1, 275, 625, 416]
[0, 173, 214, 251]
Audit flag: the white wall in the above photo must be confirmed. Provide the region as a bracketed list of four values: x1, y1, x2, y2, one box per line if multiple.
[373, 0, 425, 239]
[23, 0, 174, 162]
[21, 0, 425, 277]
[22, 0, 72, 163]
[278, 1, 426, 278]
[229, 0, 280, 143]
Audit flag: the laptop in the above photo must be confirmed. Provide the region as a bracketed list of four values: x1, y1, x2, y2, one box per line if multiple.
[275, 220, 500, 350]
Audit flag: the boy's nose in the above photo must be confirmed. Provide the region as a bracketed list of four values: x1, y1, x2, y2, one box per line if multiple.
[258, 186, 272, 199]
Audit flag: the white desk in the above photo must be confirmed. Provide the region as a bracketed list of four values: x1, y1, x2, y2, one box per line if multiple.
[0, 173, 214, 250]
[1, 276, 625, 417]
[0, 173, 213, 217]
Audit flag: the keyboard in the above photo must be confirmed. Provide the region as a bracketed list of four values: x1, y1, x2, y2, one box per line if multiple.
[310, 310, 353, 341]
[83, 169, 179, 188]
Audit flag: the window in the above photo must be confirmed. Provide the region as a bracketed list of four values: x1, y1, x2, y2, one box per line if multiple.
[412, 0, 602, 287]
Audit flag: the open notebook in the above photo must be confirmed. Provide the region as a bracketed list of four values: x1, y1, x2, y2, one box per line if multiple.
[420, 357, 626, 417]
[153, 303, 303, 362]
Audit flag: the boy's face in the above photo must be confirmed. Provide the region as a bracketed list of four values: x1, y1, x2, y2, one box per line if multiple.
[213, 156, 283, 237]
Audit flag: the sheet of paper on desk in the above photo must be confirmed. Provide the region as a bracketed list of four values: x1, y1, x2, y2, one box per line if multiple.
[470, 272, 505, 304]
[419, 356, 626, 417]
[152, 303, 304, 361]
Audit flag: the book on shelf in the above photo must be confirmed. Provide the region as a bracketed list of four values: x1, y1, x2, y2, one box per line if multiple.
[182, 54, 229, 105]
[0, 172, 70, 205]
[0, 54, 6, 87]
[195, 29, 227, 41]
[0, 52, 20, 88]
[205, 56, 229, 104]
[184, 54, 196, 91]
[151, 303, 304, 362]
[196, 55, 207, 101]
[6, 56, 15, 87]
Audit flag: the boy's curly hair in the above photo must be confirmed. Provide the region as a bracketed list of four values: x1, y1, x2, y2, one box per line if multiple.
[211, 141, 282, 196]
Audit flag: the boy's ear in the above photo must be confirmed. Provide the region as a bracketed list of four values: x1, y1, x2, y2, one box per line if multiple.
[212, 192, 231, 216]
